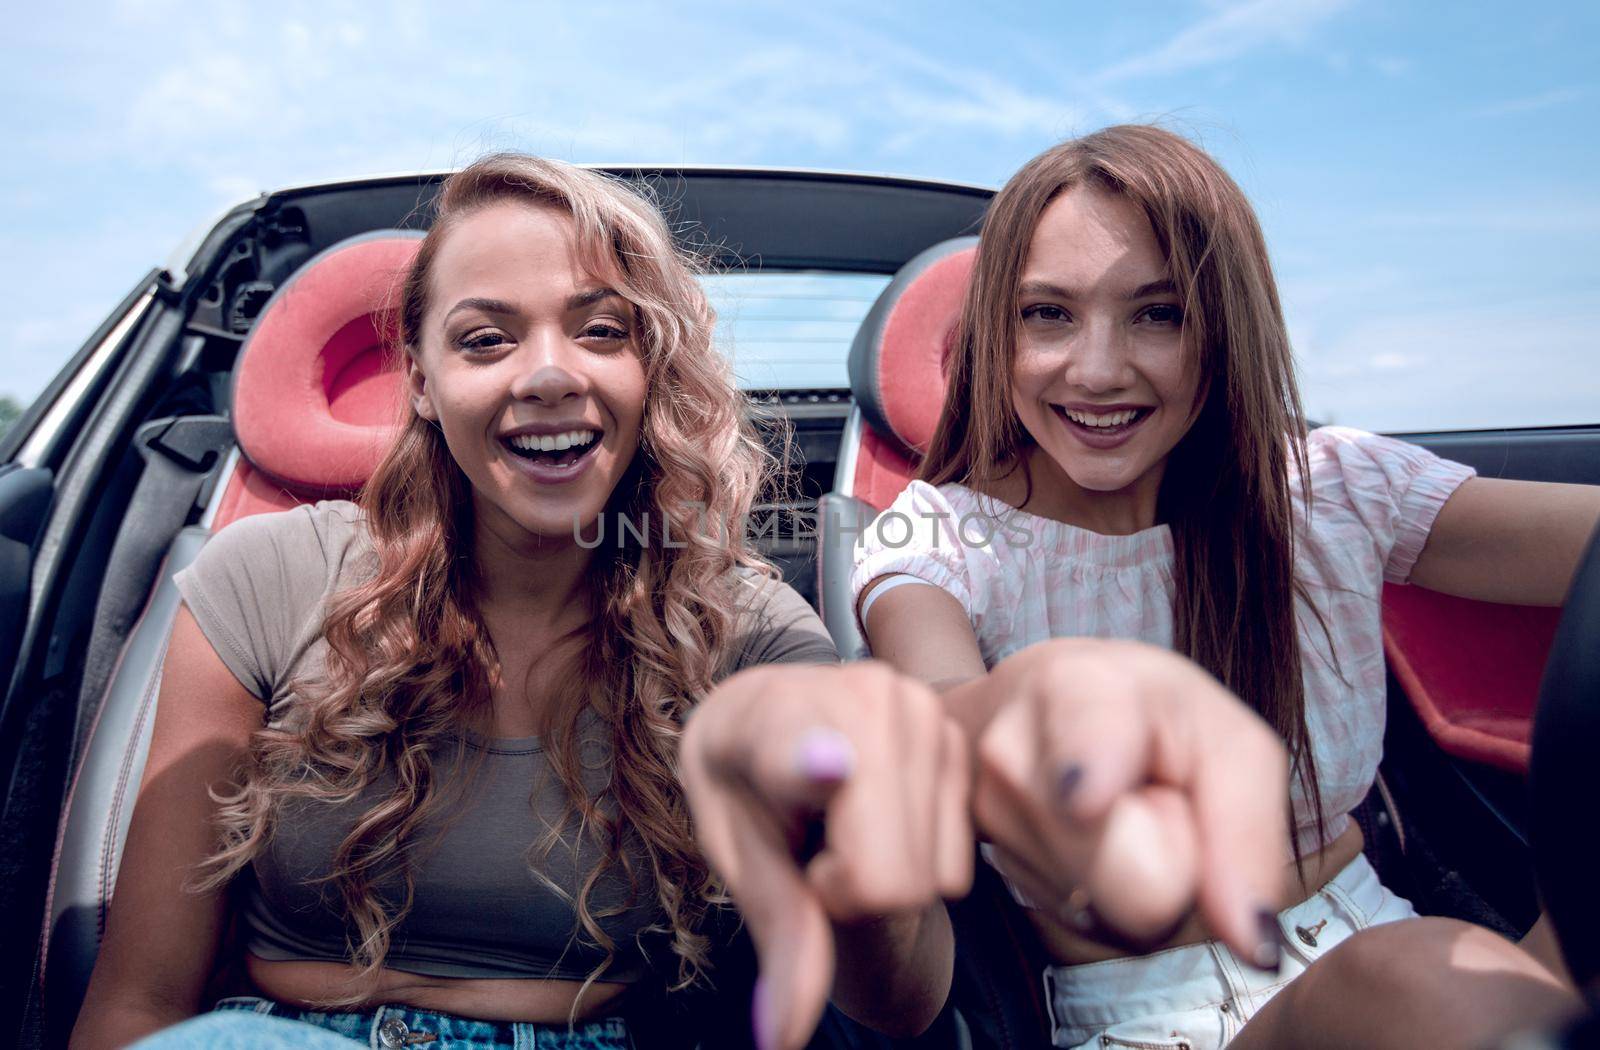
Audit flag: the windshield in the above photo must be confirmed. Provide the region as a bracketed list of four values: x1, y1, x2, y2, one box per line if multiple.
[700, 271, 892, 392]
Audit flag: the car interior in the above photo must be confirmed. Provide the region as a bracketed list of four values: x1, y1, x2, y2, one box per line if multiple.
[0, 168, 1596, 1047]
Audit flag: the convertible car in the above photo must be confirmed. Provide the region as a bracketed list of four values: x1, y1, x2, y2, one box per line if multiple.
[0, 167, 1596, 1048]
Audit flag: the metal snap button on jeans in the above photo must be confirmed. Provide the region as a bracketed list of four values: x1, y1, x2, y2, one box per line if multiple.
[1294, 918, 1328, 947]
[378, 1017, 410, 1049]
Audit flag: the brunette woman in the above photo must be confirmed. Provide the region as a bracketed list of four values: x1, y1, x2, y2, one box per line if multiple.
[854, 125, 1596, 1049]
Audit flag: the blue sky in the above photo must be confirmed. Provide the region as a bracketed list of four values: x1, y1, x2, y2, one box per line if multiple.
[3, 0, 1596, 430]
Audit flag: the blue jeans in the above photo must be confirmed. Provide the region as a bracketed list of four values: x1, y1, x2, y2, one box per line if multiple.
[130, 996, 634, 1050]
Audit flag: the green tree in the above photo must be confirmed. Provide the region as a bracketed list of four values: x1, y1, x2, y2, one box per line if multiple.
[0, 395, 23, 439]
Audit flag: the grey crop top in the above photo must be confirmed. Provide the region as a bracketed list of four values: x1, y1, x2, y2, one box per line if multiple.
[173, 500, 839, 982]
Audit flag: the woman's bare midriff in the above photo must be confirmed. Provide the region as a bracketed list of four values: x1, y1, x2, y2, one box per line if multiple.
[245, 955, 628, 1022]
[1033, 823, 1366, 965]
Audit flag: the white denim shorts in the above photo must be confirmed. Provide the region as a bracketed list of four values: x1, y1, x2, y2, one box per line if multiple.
[1044, 853, 1417, 1049]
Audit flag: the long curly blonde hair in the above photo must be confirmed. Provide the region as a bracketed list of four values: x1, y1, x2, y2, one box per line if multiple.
[200, 155, 775, 1000]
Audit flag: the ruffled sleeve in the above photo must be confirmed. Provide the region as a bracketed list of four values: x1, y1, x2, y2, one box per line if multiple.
[848, 480, 995, 624]
[1307, 427, 1477, 584]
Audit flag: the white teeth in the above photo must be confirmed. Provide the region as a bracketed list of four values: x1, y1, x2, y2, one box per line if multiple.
[1063, 408, 1141, 428]
[508, 429, 598, 452]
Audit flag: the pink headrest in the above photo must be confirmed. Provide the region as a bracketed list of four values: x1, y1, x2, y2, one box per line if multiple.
[847, 237, 977, 456]
[231, 232, 424, 494]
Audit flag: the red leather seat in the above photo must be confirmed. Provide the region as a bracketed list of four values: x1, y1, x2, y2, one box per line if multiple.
[1382, 585, 1556, 774]
[212, 230, 423, 526]
[815, 237, 976, 655]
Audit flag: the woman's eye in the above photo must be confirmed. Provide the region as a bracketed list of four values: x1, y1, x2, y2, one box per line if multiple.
[457, 329, 509, 353]
[1138, 304, 1184, 327]
[1021, 304, 1071, 324]
[582, 322, 630, 342]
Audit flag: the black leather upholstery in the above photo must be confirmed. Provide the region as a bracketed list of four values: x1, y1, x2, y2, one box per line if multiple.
[41, 527, 210, 1042]
[815, 492, 876, 661]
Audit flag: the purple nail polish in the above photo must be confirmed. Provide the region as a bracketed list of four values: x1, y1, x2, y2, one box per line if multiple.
[751, 976, 777, 1050]
[1253, 908, 1282, 973]
[1055, 763, 1085, 801]
[797, 728, 854, 783]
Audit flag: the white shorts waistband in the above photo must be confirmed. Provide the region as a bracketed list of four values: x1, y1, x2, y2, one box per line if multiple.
[1044, 852, 1415, 1038]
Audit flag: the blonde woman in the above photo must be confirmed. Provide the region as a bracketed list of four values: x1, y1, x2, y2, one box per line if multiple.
[72, 155, 974, 1050]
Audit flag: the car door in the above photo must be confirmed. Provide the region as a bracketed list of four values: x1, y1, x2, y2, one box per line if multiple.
[1375, 423, 1600, 945]
[0, 269, 178, 1037]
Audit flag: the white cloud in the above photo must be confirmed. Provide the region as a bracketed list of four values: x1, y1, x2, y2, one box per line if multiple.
[111, 0, 182, 21]
[207, 174, 263, 203]
[6, 0, 1592, 428]
[1093, 0, 1354, 83]
[0, 217, 179, 406]
[2, 2, 1103, 400]
[1358, 202, 1600, 235]
[128, 52, 265, 143]
[1295, 301, 1599, 431]
[1278, 263, 1411, 312]
[1367, 351, 1414, 371]
[1471, 86, 1587, 119]
[880, 80, 1082, 140]
[77, 4, 1091, 191]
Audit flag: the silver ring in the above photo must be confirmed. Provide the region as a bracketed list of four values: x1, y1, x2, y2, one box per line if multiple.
[1056, 885, 1097, 933]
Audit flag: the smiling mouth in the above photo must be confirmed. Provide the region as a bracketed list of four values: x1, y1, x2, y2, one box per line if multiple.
[502, 428, 602, 469]
[1052, 405, 1152, 436]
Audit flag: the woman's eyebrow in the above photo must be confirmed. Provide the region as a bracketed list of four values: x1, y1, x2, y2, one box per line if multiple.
[1017, 279, 1177, 301]
[567, 287, 623, 310]
[1018, 279, 1077, 300]
[442, 296, 517, 323]
[1123, 278, 1177, 300]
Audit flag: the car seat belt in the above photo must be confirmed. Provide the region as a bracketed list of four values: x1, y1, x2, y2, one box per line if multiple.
[70, 415, 232, 767]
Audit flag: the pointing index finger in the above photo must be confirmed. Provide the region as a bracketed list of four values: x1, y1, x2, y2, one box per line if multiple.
[1149, 662, 1292, 967]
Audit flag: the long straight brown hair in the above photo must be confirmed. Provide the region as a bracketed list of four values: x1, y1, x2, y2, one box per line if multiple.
[923, 125, 1326, 848]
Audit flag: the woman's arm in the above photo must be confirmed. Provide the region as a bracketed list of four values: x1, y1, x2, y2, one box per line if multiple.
[70, 605, 263, 1050]
[863, 578, 1291, 967]
[1409, 477, 1600, 605]
[680, 662, 970, 1050]
[857, 577, 989, 729]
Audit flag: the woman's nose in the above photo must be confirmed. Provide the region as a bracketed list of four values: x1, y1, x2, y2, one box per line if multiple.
[509, 329, 587, 405]
[1065, 321, 1131, 394]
